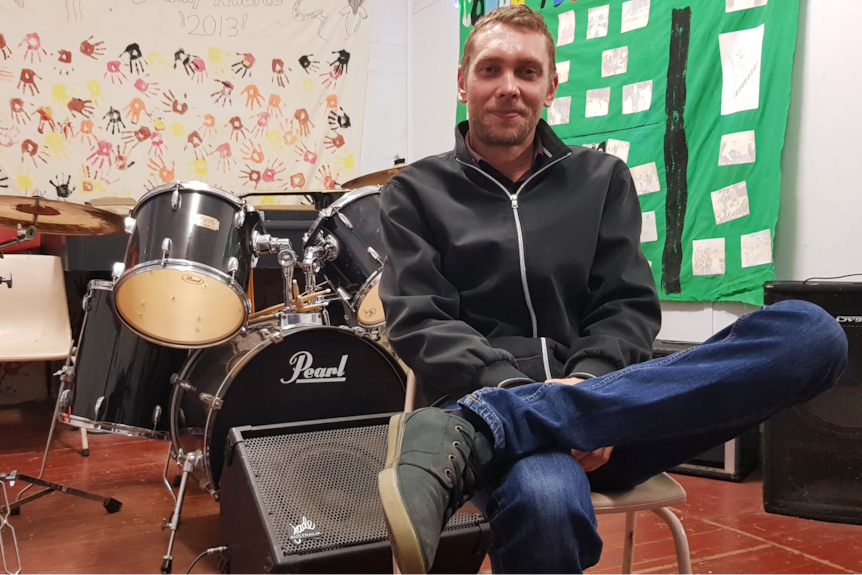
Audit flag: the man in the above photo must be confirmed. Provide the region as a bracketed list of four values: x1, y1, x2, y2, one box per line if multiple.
[377, 5, 847, 574]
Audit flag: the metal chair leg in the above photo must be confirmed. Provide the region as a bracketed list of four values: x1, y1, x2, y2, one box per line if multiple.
[622, 511, 636, 574]
[652, 507, 692, 574]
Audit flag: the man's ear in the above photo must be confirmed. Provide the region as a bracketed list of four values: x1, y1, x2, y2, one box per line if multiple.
[457, 67, 468, 104]
[544, 72, 559, 108]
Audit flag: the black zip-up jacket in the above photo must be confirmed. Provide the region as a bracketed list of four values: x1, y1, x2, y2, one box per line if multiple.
[380, 119, 661, 402]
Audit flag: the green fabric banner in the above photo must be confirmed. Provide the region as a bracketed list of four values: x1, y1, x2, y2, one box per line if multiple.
[458, 0, 799, 305]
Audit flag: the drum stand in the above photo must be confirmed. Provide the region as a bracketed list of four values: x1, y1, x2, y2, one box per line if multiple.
[160, 448, 203, 574]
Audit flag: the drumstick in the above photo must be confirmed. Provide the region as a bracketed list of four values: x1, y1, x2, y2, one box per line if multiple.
[290, 280, 330, 312]
[249, 303, 284, 319]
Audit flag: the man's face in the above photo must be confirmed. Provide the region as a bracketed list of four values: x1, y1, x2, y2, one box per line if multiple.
[458, 24, 558, 148]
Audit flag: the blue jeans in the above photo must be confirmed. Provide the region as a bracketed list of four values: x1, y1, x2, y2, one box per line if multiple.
[453, 300, 848, 573]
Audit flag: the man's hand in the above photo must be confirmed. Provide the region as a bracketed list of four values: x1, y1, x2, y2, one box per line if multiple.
[546, 376, 615, 471]
[572, 446, 614, 472]
[546, 377, 584, 386]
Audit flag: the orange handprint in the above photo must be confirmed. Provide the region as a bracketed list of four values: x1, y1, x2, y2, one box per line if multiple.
[241, 84, 264, 110]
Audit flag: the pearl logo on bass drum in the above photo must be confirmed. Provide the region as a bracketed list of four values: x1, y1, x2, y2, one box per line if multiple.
[281, 351, 348, 384]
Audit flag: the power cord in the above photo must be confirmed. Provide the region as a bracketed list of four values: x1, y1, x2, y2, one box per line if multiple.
[186, 546, 228, 574]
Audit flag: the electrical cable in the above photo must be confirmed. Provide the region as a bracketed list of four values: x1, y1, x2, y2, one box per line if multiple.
[186, 546, 227, 574]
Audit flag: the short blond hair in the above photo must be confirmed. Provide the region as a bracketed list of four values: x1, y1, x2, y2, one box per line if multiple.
[460, 5, 556, 78]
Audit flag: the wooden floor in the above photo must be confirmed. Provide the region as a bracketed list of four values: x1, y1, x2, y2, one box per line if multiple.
[2, 399, 862, 574]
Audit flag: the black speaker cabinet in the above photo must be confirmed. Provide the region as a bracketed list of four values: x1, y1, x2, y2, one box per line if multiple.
[762, 281, 862, 524]
[219, 413, 491, 573]
[653, 340, 760, 482]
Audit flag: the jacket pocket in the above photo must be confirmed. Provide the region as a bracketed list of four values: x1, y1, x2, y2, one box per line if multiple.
[488, 336, 567, 382]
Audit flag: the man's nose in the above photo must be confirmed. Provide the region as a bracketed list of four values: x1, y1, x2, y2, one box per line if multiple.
[496, 71, 519, 99]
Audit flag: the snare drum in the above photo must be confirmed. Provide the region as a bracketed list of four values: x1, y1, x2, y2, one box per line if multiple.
[170, 321, 406, 493]
[58, 280, 188, 439]
[304, 186, 386, 328]
[114, 181, 263, 348]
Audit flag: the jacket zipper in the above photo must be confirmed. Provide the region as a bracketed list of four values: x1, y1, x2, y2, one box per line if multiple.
[457, 153, 571, 337]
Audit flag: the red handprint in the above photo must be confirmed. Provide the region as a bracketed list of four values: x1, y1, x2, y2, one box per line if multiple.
[18, 68, 40, 96]
[0, 34, 11, 60]
[294, 108, 313, 137]
[226, 116, 248, 142]
[262, 159, 285, 183]
[232, 52, 255, 78]
[87, 140, 114, 170]
[19, 33, 47, 64]
[324, 133, 345, 150]
[316, 165, 339, 190]
[104, 60, 127, 85]
[68, 97, 94, 118]
[289, 173, 306, 189]
[21, 139, 49, 166]
[272, 58, 289, 88]
[36, 106, 56, 134]
[251, 111, 271, 138]
[240, 165, 262, 188]
[80, 36, 106, 60]
[10, 98, 30, 124]
[295, 143, 317, 165]
[214, 142, 235, 172]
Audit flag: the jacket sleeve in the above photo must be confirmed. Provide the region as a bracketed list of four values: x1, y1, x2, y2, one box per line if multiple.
[564, 162, 662, 379]
[379, 179, 532, 399]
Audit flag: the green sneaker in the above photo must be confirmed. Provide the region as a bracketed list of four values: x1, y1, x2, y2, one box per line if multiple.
[377, 407, 492, 574]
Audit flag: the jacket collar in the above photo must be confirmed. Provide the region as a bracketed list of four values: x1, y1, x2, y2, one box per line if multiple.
[453, 118, 570, 165]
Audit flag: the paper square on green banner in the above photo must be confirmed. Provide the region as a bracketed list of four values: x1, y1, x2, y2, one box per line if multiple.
[741, 229, 772, 268]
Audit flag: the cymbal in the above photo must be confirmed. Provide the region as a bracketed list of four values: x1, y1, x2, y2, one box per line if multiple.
[341, 165, 406, 189]
[0, 195, 125, 236]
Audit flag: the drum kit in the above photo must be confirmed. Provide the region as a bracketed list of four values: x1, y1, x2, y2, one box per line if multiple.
[0, 167, 408, 573]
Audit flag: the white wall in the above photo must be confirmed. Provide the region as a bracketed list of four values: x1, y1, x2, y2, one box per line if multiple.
[396, 0, 861, 342]
[360, 0, 409, 174]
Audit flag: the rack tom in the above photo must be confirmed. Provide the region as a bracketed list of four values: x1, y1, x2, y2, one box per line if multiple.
[114, 181, 262, 348]
[304, 186, 386, 328]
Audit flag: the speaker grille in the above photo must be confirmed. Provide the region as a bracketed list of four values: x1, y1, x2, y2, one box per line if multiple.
[242, 424, 484, 557]
[763, 282, 862, 523]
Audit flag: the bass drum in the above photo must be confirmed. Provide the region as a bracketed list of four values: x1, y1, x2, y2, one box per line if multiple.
[170, 322, 406, 493]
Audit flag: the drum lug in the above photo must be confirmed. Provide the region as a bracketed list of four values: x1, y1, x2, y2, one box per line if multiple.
[367, 246, 383, 265]
[233, 210, 245, 229]
[337, 287, 352, 303]
[170, 373, 196, 392]
[54, 364, 75, 385]
[124, 216, 136, 235]
[58, 388, 72, 410]
[200, 393, 224, 411]
[336, 211, 354, 230]
[152, 405, 162, 429]
[81, 293, 93, 312]
[111, 262, 125, 281]
[94, 396, 105, 421]
[227, 257, 239, 278]
[322, 234, 339, 261]
[171, 188, 182, 210]
[161, 238, 172, 265]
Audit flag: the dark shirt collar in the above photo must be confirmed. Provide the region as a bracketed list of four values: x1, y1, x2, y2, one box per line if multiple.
[462, 128, 550, 191]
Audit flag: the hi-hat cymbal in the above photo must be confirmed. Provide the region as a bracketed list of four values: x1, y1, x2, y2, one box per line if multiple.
[341, 165, 406, 189]
[0, 195, 125, 236]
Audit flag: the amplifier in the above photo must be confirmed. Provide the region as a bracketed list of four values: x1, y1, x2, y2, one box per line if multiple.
[219, 413, 491, 573]
[653, 340, 760, 482]
[762, 281, 862, 524]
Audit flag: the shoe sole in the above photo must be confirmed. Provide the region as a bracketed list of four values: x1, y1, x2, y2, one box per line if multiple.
[378, 412, 428, 574]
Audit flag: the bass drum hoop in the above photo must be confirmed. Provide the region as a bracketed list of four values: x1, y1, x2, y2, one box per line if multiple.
[169, 323, 405, 493]
[114, 258, 250, 349]
[59, 412, 169, 440]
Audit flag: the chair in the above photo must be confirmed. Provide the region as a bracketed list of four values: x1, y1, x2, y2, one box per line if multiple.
[403, 370, 692, 574]
[0, 254, 71, 363]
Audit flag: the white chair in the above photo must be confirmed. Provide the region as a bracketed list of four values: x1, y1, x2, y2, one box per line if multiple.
[0, 254, 71, 362]
[402, 370, 692, 574]
[591, 472, 692, 574]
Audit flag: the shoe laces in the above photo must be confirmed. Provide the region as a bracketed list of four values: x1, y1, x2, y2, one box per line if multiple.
[447, 425, 486, 512]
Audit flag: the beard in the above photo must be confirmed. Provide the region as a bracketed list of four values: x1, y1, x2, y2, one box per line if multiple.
[467, 101, 542, 147]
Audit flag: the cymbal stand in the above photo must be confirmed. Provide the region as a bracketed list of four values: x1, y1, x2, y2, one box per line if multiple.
[0, 470, 121, 517]
[0, 225, 36, 260]
[13, 343, 75, 504]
